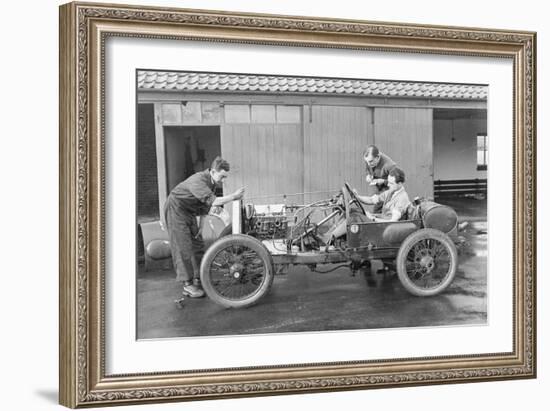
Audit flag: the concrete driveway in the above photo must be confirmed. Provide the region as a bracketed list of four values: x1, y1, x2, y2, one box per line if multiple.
[136, 221, 487, 339]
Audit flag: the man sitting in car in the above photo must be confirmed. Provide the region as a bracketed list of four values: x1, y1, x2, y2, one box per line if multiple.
[355, 166, 410, 222]
[322, 167, 410, 243]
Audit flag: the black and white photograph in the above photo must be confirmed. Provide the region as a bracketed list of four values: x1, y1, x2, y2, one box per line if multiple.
[135, 70, 488, 339]
[2, 0, 544, 409]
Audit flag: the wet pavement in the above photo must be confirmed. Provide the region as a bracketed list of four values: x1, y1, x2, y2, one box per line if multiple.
[136, 220, 487, 339]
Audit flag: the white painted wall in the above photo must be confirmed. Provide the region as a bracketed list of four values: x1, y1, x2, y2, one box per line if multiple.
[433, 118, 487, 180]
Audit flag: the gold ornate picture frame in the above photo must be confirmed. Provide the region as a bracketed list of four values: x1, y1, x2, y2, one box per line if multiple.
[59, 1, 536, 408]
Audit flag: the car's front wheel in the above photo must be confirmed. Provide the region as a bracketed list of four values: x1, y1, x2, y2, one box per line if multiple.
[200, 234, 274, 308]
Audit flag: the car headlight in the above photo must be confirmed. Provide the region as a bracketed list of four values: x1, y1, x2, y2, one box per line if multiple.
[350, 224, 359, 234]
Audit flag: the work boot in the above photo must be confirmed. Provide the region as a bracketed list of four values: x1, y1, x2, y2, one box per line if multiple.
[182, 283, 205, 298]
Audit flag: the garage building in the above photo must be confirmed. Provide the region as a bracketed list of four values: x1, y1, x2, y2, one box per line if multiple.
[136, 70, 487, 222]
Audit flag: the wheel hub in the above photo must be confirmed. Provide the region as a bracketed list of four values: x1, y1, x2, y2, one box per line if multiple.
[420, 255, 435, 271]
[414, 249, 435, 274]
[230, 263, 244, 279]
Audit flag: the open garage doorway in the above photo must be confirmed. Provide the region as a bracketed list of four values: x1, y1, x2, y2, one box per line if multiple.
[433, 109, 487, 182]
[164, 126, 222, 194]
[433, 108, 487, 220]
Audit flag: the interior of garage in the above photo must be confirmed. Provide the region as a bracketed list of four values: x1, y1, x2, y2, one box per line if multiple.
[164, 125, 221, 194]
[433, 108, 487, 181]
[433, 108, 487, 201]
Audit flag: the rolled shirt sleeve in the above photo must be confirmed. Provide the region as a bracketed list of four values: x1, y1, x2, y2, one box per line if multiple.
[188, 183, 216, 209]
[375, 191, 388, 204]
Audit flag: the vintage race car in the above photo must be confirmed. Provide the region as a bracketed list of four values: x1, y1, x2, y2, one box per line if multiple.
[200, 183, 460, 308]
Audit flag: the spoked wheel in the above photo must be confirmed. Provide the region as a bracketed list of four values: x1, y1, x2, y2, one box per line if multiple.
[200, 234, 274, 308]
[396, 229, 457, 296]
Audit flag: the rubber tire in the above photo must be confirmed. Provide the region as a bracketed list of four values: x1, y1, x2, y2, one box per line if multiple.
[200, 234, 274, 308]
[396, 228, 458, 297]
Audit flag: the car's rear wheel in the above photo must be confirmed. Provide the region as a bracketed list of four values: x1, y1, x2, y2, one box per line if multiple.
[396, 228, 457, 296]
[200, 234, 274, 308]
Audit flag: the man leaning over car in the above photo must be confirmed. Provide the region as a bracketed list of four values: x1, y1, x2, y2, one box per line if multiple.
[363, 145, 398, 212]
[163, 156, 244, 298]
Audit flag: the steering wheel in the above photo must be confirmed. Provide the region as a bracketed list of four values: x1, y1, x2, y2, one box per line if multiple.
[344, 182, 367, 216]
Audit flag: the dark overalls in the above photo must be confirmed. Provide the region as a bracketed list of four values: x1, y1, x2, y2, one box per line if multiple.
[163, 170, 216, 283]
[365, 153, 396, 213]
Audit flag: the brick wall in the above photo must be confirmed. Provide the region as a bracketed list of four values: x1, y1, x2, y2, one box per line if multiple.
[137, 103, 159, 222]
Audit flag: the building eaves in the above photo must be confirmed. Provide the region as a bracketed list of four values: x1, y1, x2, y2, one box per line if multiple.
[137, 71, 487, 100]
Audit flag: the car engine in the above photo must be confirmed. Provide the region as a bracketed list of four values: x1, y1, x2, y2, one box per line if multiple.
[242, 204, 295, 240]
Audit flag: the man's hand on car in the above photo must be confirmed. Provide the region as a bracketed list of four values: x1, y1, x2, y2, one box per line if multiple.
[232, 187, 245, 200]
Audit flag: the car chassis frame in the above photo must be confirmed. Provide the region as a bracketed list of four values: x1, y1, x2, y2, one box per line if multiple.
[200, 183, 460, 308]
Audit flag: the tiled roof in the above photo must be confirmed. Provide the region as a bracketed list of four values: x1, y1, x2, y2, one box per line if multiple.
[137, 71, 487, 100]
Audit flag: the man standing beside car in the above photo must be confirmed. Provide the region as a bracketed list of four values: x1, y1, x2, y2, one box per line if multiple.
[363, 145, 397, 212]
[164, 156, 245, 298]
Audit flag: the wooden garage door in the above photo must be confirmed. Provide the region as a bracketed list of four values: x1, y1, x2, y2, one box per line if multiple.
[374, 108, 433, 200]
[221, 123, 303, 204]
[304, 105, 373, 203]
